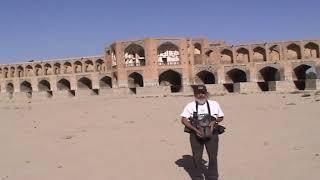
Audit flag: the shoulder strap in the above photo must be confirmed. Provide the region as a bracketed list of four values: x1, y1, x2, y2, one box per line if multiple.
[206, 100, 211, 115]
[195, 101, 198, 114]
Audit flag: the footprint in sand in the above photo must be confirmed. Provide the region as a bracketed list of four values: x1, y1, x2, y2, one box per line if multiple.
[286, 102, 296, 106]
[62, 135, 73, 140]
[1, 176, 9, 180]
[124, 120, 135, 124]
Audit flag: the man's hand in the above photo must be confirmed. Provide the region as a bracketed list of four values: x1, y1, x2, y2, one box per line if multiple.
[209, 121, 218, 132]
[181, 117, 204, 137]
[195, 129, 204, 138]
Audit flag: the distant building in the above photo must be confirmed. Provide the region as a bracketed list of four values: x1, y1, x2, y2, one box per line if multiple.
[0, 37, 319, 99]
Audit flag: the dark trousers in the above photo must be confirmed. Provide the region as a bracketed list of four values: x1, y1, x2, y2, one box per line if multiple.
[190, 133, 219, 180]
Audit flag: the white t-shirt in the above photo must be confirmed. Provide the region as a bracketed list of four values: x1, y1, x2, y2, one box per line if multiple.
[180, 100, 224, 120]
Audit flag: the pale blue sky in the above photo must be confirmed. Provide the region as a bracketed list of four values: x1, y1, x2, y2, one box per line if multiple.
[0, 0, 319, 63]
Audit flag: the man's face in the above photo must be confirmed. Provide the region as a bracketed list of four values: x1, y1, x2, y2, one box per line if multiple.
[195, 92, 208, 101]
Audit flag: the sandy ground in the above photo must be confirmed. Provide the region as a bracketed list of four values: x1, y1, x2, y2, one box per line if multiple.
[0, 92, 320, 180]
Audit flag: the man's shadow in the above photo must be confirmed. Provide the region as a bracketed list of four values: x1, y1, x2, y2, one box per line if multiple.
[175, 155, 208, 180]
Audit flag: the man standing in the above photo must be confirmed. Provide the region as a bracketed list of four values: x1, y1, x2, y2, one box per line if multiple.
[181, 85, 224, 180]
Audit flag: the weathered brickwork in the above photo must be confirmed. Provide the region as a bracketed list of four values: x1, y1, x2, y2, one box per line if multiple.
[0, 37, 319, 100]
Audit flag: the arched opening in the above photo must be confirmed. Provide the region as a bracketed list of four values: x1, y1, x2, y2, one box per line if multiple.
[128, 72, 144, 88]
[57, 79, 71, 91]
[205, 50, 215, 64]
[287, 43, 301, 60]
[25, 65, 33, 76]
[294, 64, 314, 80]
[258, 66, 280, 91]
[63, 62, 72, 74]
[17, 66, 24, 77]
[20, 81, 32, 97]
[196, 71, 215, 84]
[294, 64, 316, 90]
[44, 63, 52, 75]
[38, 80, 51, 91]
[224, 69, 247, 93]
[96, 59, 105, 72]
[260, 66, 280, 82]
[125, 44, 145, 67]
[84, 60, 94, 72]
[10, 67, 15, 77]
[6, 83, 14, 94]
[99, 76, 112, 88]
[57, 78, 74, 96]
[236, 48, 250, 63]
[53, 63, 61, 74]
[253, 47, 266, 62]
[35, 64, 42, 76]
[293, 64, 316, 90]
[220, 49, 233, 64]
[3, 67, 9, 78]
[77, 77, 92, 89]
[158, 42, 180, 65]
[193, 43, 202, 64]
[194, 43, 202, 55]
[269, 45, 280, 61]
[304, 42, 319, 58]
[227, 69, 247, 83]
[74, 61, 82, 73]
[159, 70, 182, 93]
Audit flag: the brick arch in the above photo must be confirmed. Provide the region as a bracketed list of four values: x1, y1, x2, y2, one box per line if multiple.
[9, 66, 15, 78]
[44, 63, 52, 75]
[77, 77, 92, 89]
[157, 41, 179, 50]
[35, 64, 42, 76]
[258, 66, 280, 81]
[220, 49, 233, 64]
[236, 47, 250, 63]
[293, 64, 315, 80]
[226, 68, 247, 83]
[287, 43, 301, 60]
[74, 61, 82, 73]
[269, 45, 280, 61]
[53, 63, 61, 74]
[128, 72, 144, 87]
[304, 42, 319, 58]
[99, 76, 112, 88]
[6, 83, 14, 93]
[20, 80, 32, 93]
[194, 43, 202, 55]
[17, 65, 24, 77]
[196, 70, 216, 84]
[253, 47, 266, 62]
[25, 65, 33, 77]
[96, 59, 105, 72]
[63, 62, 72, 74]
[125, 43, 145, 56]
[38, 79, 51, 91]
[84, 60, 94, 72]
[124, 43, 145, 67]
[57, 78, 71, 90]
[293, 64, 316, 90]
[3, 67, 9, 78]
[157, 42, 180, 65]
[158, 69, 182, 92]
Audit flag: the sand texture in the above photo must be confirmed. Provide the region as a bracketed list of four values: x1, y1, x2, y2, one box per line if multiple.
[0, 92, 320, 180]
